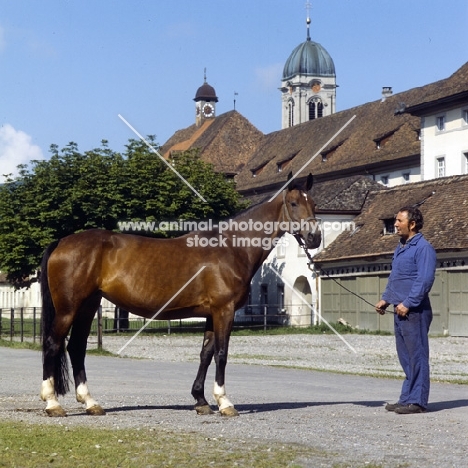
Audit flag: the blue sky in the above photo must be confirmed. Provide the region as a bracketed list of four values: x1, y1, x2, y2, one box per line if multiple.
[1, 0, 467, 178]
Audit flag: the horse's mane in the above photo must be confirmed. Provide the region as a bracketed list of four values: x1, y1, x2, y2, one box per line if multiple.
[231, 180, 308, 221]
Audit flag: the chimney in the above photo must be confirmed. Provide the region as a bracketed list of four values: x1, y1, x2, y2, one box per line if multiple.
[381, 86, 393, 102]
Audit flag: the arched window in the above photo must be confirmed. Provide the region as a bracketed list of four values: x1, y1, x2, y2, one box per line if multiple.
[288, 101, 294, 127]
[317, 101, 323, 118]
[308, 101, 316, 120]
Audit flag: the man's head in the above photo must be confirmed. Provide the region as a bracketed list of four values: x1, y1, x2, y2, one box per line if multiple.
[394, 206, 423, 240]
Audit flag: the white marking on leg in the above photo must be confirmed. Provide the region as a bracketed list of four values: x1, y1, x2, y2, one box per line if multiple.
[213, 382, 234, 411]
[76, 382, 99, 410]
[40, 378, 61, 410]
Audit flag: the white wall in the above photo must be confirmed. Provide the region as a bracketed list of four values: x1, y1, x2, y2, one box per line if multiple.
[369, 167, 421, 188]
[245, 213, 356, 326]
[0, 280, 41, 309]
[421, 106, 468, 180]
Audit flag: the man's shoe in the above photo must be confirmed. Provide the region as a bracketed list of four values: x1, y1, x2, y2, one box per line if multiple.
[394, 404, 426, 414]
[385, 402, 403, 412]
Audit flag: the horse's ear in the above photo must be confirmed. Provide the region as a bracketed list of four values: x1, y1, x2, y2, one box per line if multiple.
[306, 173, 314, 191]
[286, 171, 294, 190]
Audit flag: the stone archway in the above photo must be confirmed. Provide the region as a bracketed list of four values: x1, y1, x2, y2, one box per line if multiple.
[290, 276, 312, 326]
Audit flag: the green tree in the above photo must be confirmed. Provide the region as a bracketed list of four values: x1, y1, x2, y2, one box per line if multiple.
[0, 138, 247, 287]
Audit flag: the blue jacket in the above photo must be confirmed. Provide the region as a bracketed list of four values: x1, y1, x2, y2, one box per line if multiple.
[382, 233, 437, 309]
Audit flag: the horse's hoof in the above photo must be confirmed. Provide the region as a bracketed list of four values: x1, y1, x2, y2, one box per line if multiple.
[86, 405, 106, 416]
[195, 404, 215, 415]
[45, 407, 67, 417]
[220, 406, 239, 417]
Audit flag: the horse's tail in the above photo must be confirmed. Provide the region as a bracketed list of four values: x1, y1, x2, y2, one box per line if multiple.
[41, 240, 70, 396]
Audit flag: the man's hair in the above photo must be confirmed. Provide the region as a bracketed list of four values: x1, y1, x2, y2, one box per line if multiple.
[398, 206, 424, 231]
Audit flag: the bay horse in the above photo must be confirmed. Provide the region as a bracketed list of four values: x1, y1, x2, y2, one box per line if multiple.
[40, 173, 321, 417]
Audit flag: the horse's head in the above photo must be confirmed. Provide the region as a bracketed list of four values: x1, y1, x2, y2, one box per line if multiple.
[282, 173, 322, 249]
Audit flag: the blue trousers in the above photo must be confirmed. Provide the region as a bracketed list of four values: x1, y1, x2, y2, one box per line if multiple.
[394, 305, 432, 408]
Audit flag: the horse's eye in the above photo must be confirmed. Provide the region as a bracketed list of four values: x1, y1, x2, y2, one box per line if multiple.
[290, 202, 298, 208]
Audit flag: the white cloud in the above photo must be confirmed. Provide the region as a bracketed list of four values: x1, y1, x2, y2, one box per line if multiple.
[0, 124, 44, 179]
[255, 63, 284, 92]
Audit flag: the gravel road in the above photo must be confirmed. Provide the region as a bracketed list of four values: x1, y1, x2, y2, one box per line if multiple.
[1, 334, 467, 467]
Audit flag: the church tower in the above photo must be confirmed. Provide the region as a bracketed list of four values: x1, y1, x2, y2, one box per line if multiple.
[280, 12, 337, 129]
[194, 70, 218, 127]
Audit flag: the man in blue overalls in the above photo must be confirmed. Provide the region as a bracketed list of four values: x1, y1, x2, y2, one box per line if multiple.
[375, 206, 437, 414]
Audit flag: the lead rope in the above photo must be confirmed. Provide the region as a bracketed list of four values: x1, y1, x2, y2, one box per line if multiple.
[293, 233, 393, 314]
[282, 192, 391, 314]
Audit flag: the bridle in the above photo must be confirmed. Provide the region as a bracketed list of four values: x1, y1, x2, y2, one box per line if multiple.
[282, 191, 397, 315]
[281, 190, 317, 237]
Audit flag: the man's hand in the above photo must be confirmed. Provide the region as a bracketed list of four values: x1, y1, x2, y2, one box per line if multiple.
[375, 300, 389, 315]
[395, 303, 409, 317]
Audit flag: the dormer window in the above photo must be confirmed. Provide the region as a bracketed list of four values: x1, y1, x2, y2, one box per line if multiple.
[277, 155, 295, 173]
[321, 141, 344, 162]
[383, 218, 395, 235]
[374, 130, 395, 149]
[380, 175, 389, 186]
[251, 163, 267, 178]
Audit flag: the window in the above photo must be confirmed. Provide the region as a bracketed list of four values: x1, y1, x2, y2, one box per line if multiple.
[260, 284, 268, 313]
[380, 175, 389, 186]
[288, 102, 294, 127]
[308, 101, 316, 120]
[276, 238, 287, 257]
[437, 157, 445, 178]
[464, 152, 468, 174]
[383, 218, 395, 235]
[463, 109, 468, 125]
[277, 285, 285, 311]
[402, 173, 410, 183]
[309, 98, 323, 120]
[251, 162, 267, 178]
[277, 155, 295, 173]
[317, 101, 323, 118]
[436, 115, 445, 131]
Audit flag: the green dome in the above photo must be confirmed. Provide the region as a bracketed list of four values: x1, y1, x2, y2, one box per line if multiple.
[283, 38, 335, 81]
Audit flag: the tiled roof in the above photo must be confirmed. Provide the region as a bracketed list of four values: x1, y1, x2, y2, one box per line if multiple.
[312, 176, 385, 212]
[236, 61, 468, 193]
[313, 174, 468, 264]
[160, 110, 264, 175]
[235, 100, 420, 192]
[403, 61, 468, 112]
[243, 175, 385, 213]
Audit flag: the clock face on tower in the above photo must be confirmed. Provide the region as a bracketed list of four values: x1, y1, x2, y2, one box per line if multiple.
[202, 103, 214, 118]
